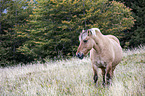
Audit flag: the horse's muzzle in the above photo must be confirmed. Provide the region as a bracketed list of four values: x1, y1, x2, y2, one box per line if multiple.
[76, 53, 84, 59]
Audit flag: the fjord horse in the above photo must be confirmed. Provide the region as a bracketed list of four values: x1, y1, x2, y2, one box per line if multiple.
[76, 28, 123, 87]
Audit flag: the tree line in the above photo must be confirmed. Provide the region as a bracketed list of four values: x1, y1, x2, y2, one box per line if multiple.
[0, 0, 144, 66]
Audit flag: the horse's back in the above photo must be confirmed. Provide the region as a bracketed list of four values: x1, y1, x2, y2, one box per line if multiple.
[106, 35, 120, 45]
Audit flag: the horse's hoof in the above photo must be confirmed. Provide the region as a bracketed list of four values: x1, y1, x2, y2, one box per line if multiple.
[95, 83, 98, 87]
[102, 83, 105, 87]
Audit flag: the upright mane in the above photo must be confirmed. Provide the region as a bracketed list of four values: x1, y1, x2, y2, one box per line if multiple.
[79, 28, 101, 41]
[89, 28, 101, 36]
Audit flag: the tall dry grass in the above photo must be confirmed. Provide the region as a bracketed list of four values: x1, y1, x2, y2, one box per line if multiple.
[0, 46, 145, 96]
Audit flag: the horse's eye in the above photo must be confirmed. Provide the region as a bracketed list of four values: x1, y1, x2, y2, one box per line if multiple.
[83, 40, 88, 43]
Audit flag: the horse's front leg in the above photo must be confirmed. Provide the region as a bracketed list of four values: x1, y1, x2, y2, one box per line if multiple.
[105, 62, 113, 86]
[92, 64, 98, 87]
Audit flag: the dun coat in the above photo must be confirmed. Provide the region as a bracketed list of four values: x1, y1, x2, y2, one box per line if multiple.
[76, 28, 123, 87]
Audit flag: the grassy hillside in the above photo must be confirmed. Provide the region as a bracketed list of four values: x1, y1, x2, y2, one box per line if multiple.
[0, 46, 145, 96]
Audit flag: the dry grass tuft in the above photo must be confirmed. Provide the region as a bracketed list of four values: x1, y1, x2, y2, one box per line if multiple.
[0, 46, 145, 96]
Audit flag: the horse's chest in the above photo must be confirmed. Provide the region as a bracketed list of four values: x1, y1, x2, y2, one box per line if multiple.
[90, 49, 107, 68]
[95, 58, 106, 68]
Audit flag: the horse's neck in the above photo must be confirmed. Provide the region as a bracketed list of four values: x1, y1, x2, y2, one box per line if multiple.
[93, 32, 104, 45]
[92, 33, 105, 53]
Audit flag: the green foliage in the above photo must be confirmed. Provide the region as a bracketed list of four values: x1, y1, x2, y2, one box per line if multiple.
[0, 0, 33, 65]
[17, 0, 134, 63]
[111, 0, 145, 47]
[0, 0, 135, 65]
[129, 0, 145, 47]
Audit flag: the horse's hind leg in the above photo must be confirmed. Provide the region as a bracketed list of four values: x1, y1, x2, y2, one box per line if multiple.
[106, 62, 113, 86]
[112, 66, 116, 78]
[92, 64, 98, 87]
[101, 67, 106, 87]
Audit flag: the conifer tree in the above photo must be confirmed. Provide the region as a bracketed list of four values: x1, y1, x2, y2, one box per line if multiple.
[0, 0, 32, 65]
[18, 0, 134, 63]
[110, 0, 145, 47]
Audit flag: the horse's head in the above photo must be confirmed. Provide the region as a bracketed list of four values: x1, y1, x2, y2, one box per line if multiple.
[76, 29, 96, 59]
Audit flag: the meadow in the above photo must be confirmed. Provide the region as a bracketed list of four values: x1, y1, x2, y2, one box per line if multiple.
[0, 46, 145, 96]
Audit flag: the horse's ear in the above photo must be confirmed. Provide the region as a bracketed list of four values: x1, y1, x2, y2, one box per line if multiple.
[88, 30, 92, 36]
[82, 29, 85, 32]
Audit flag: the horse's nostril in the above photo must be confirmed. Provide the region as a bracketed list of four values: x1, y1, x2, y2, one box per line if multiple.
[76, 53, 84, 59]
[76, 53, 80, 57]
[80, 53, 84, 59]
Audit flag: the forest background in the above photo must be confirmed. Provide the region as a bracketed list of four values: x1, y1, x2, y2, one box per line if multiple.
[0, 0, 144, 66]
